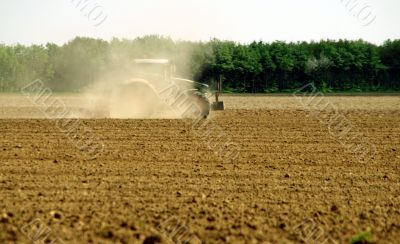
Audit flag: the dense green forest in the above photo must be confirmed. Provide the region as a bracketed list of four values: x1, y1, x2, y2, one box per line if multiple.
[0, 36, 399, 93]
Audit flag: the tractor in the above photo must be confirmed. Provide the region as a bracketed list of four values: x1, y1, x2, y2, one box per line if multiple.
[107, 59, 211, 119]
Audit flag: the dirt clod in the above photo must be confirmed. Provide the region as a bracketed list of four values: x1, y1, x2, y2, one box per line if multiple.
[143, 235, 162, 244]
[50, 211, 62, 219]
[331, 205, 339, 212]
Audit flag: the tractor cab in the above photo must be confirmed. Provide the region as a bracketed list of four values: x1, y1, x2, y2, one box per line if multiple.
[132, 59, 174, 89]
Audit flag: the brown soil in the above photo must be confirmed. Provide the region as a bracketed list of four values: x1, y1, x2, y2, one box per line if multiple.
[0, 95, 400, 243]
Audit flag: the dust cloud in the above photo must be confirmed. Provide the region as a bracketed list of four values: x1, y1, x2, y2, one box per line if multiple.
[78, 47, 208, 119]
[81, 78, 180, 119]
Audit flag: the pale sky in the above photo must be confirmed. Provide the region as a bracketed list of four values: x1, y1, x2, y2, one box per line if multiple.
[0, 0, 399, 45]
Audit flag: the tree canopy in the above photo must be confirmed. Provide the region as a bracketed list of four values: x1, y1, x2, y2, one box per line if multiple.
[0, 36, 399, 92]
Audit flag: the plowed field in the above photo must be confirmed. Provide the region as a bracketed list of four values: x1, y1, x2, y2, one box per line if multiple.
[1, 95, 400, 243]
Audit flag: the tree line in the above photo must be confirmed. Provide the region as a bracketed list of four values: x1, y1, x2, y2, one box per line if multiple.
[0, 36, 399, 93]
